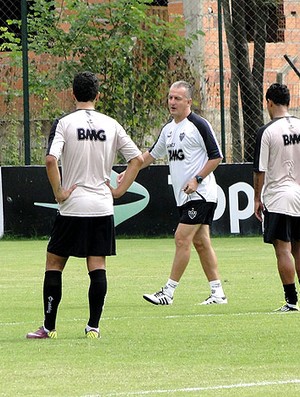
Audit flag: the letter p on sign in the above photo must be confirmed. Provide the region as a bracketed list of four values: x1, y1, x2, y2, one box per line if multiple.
[229, 182, 254, 234]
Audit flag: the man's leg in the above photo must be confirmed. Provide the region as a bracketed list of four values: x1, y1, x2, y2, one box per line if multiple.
[193, 225, 226, 304]
[143, 223, 199, 305]
[292, 241, 300, 281]
[43, 253, 67, 331]
[26, 253, 67, 339]
[274, 239, 295, 284]
[273, 239, 298, 307]
[85, 256, 107, 338]
[193, 224, 219, 281]
[169, 223, 200, 281]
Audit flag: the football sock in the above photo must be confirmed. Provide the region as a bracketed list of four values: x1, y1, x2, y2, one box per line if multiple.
[86, 325, 99, 333]
[88, 269, 107, 329]
[209, 279, 225, 297]
[43, 270, 62, 331]
[163, 279, 179, 298]
[283, 283, 298, 305]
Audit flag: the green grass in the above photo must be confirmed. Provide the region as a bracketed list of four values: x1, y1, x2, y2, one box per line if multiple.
[1, 237, 300, 396]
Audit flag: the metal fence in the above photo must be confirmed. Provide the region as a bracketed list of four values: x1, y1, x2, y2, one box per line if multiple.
[1, 0, 300, 165]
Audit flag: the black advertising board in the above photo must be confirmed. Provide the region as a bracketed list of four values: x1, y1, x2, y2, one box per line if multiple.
[0, 164, 261, 238]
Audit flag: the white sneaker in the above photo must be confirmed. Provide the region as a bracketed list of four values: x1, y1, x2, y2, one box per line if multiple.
[200, 295, 228, 305]
[143, 288, 173, 305]
[274, 303, 299, 312]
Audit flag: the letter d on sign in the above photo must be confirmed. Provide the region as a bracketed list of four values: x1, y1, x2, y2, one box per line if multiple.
[229, 182, 254, 234]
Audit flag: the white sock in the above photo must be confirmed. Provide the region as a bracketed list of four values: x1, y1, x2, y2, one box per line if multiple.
[86, 325, 99, 332]
[209, 280, 225, 297]
[163, 279, 179, 298]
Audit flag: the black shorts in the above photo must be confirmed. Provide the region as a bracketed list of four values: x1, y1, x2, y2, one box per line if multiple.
[178, 200, 217, 225]
[47, 213, 116, 258]
[263, 209, 300, 244]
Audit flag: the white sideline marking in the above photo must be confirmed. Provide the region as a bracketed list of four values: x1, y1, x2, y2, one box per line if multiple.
[104, 310, 293, 321]
[0, 310, 292, 327]
[83, 379, 300, 396]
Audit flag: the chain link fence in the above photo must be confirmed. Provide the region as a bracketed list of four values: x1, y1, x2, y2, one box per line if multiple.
[1, 0, 300, 165]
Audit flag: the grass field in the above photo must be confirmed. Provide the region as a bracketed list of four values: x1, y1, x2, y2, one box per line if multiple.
[1, 236, 300, 397]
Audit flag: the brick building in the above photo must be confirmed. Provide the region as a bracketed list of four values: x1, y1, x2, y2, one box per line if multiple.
[1, 0, 300, 161]
[1, 0, 300, 113]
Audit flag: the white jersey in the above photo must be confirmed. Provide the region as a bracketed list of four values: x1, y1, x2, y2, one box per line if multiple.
[253, 116, 300, 215]
[47, 109, 141, 217]
[149, 112, 222, 207]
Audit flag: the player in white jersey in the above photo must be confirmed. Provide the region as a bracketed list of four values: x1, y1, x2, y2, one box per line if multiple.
[136, 80, 227, 305]
[253, 83, 300, 312]
[26, 71, 143, 339]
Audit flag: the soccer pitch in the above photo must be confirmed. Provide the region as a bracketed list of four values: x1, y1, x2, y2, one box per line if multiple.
[1, 237, 300, 397]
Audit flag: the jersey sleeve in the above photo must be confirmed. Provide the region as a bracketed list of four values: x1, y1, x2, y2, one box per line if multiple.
[116, 122, 141, 162]
[188, 113, 223, 159]
[149, 129, 167, 159]
[46, 118, 65, 160]
[253, 126, 269, 173]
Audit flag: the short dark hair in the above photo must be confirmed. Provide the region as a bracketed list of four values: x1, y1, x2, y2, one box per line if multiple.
[266, 83, 290, 106]
[73, 71, 99, 102]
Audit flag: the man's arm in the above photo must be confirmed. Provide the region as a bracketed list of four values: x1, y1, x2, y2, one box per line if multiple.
[141, 151, 156, 169]
[197, 157, 223, 179]
[183, 157, 222, 194]
[45, 155, 77, 203]
[116, 150, 155, 187]
[253, 171, 265, 222]
[110, 154, 144, 199]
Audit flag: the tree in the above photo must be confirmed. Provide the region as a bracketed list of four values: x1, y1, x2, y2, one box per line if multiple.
[1, 0, 201, 156]
[222, 0, 272, 162]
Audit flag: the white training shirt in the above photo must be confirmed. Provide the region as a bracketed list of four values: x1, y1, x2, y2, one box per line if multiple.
[47, 109, 141, 216]
[149, 112, 223, 207]
[253, 116, 300, 215]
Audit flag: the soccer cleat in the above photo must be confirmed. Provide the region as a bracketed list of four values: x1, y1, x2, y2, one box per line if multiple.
[85, 328, 100, 339]
[200, 295, 228, 305]
[274, 303, 300, 312]
[143, 288, 173, 305]
[26, 326, 57, 339]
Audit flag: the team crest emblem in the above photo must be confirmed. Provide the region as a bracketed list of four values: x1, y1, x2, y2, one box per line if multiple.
[188, 208, 197, 219]
[179, 132, 185, 141]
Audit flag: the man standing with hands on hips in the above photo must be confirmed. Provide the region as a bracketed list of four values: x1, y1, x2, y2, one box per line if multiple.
[26, 71, 143, 339]
[253, 83, 300, 312]
[119, 80, 227, 305]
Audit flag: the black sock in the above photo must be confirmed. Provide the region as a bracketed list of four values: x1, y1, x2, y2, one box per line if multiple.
[43, 270, 62, 331]
[283, 283, 298, 305]
[88, 269, 107, 328]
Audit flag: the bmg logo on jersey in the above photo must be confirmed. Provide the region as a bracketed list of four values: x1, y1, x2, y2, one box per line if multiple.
[77, 128, 106, 141]
[168, 149, 185, 161]
[282, 133, 300, 146]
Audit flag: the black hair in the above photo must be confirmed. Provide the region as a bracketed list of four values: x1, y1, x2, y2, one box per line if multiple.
[266, 83, 290, 106]
[72, 71, 99, 102]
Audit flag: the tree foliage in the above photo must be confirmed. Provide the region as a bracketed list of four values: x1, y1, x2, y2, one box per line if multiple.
[1, 0, 201, 153]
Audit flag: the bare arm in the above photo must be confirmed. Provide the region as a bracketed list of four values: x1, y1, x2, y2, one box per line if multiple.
[197, 157, 222, 178]
[110, 154, 144, 199]
[253, 171, 265, 222]
[45, 155, 77, 203]
[183, 157, 223, 194]
[116, 151, 155, 185]
[141, 151, 156, 169]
